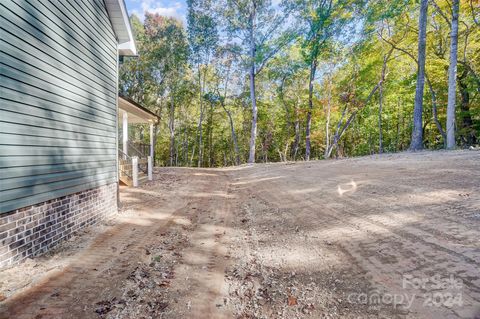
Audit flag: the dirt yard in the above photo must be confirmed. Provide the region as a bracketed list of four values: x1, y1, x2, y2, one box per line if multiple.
[0, 150, 479, 319]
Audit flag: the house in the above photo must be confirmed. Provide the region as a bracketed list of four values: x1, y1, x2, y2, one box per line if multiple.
[0, 0, 142, 267]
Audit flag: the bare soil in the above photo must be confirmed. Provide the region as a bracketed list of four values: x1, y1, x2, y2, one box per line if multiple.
[0, 150, 479, 319]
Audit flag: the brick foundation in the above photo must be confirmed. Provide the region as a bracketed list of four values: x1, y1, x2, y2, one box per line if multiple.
[0, 183, 118, 267]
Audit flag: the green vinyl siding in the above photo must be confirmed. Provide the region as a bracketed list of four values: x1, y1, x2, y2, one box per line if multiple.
[0, 0, 118, 213]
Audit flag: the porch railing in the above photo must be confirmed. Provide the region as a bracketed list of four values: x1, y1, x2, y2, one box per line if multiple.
[118, 149, 132, 179]
[118, 133, 150, 158]
[131, 141, 150, 158]
[118, 149, 151, 187]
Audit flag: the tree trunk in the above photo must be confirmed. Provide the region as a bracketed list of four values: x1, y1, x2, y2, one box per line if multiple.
[223, 105, 240, 165]
[446, 0, 459, 149]
[169, 94, 175, 166]
[278, 79, 296, 161]
[152, 100, 163, 167]
[175, 140, 179, 166]
[305, 59, 317, 161]
[326, 104, 348, 158]
[219, 55, 239, 165]
[410, 0, 428, 150]
[378, 87, 383, 154]
[247, 7, 257, 164]
[293, 106, 300, 160]
[324, 78, 332, 158]
[395, 100, 400, 151]
[197, 108, 204, 167]
[283, 141, 289, 162]
[183, 127, 188, 166]
[208, 102, 214, 167]
[378, 55, 387, 154]
[427, 76, 446, 146]
[197, 66, 205, 167]
[248, 63, 258, 163]
[190, 144, 196, 167]
[378, 67, 383, 154]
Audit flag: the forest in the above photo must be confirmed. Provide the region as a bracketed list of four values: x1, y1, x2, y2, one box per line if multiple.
[119, 0, 480, 167]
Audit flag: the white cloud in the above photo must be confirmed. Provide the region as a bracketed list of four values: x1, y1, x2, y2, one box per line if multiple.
[140, 0, 185, 21]
[130, 9, 142, 18]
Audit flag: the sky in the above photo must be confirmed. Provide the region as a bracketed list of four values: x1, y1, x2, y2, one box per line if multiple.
[124, 0, 187, 24]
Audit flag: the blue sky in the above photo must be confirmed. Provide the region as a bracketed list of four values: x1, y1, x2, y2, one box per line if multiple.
[124, 0, 187, 23]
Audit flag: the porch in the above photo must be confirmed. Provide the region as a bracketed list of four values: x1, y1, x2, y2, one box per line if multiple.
[118, 96, 159, 187]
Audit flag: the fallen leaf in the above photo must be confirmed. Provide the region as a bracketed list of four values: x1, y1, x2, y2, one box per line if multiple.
[287, 295, 298, 306]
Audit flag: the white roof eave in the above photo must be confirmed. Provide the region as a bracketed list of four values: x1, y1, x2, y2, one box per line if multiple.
[118, 98, 158, 124]
[104, 0, 137, 56]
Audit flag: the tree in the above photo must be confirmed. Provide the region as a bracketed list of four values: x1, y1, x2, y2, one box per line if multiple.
[120, 14, 189, 165]
[325, 47, 394, 158]
[296, 0, 337, 160]
[219, 0, 293, 163]
[446, 0, 459, 149]
[410, 0, 428, 151]
[187, 0, 218, 166]
[213, 49, 241, 165]
[378, 53, 387, 153]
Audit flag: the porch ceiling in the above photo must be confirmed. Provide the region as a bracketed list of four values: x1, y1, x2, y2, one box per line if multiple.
[118, 96, 159, 124]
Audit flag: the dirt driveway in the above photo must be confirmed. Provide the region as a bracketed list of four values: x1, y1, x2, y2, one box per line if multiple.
[0, 150, 479, 319]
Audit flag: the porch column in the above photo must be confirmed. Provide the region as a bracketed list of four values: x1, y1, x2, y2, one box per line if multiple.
[148, 123, 154, 181]
[122, 111, 128, 155]
[149, 123, 154, 159]
[148, 156, 153, 181]
[132, 156, 138, 187]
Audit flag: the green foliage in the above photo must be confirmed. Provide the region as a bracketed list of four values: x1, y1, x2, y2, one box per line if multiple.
[187, 0, 218, 62]
[119, 0, 479, 166]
